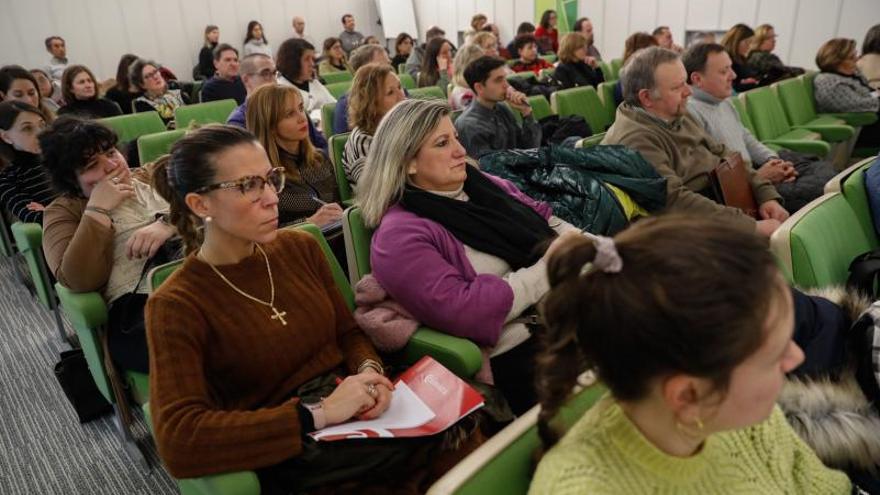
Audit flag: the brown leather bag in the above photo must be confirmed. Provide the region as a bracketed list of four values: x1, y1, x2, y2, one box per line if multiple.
[710, 152, 759, 218]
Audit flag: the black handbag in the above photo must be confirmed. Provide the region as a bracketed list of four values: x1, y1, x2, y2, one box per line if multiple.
[54, 349, 113, 423]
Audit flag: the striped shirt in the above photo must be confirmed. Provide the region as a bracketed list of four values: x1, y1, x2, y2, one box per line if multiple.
[341, 126, 372, 187]
[0, 150, 58, 224]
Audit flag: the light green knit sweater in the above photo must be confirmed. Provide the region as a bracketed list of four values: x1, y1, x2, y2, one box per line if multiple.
[530, 397, 851, 495]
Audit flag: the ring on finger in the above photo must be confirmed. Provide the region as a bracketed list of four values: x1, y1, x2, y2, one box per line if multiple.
[367, 383, 377, 398]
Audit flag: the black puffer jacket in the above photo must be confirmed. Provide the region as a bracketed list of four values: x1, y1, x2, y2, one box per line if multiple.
[479, 145, 667, 235]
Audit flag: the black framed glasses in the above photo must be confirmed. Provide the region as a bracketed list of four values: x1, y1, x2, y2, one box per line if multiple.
[195, 167, 286, 202]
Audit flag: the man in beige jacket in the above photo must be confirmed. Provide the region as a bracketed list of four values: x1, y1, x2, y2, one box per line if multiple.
[602, 46, 788, 236]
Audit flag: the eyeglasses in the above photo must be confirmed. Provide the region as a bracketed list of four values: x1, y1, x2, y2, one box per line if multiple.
[195, 167, 286, 202]
[250, 68, 279, 79]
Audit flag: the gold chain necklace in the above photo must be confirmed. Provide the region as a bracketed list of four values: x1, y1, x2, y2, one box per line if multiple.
[199, 244, 288, 326]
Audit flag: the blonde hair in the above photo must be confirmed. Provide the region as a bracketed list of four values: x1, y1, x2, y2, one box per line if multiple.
[246, 84, 323, 183]
[452, 44, 485, 88]
[471, 31, 496, 51]
[558, 33, 588, 64]
[349, 63, 396, 135]
[358, 99, 451, 227]
[816, 38, 857, 72]
[748, 24, 775, 57]
[470, 14, 488, 31]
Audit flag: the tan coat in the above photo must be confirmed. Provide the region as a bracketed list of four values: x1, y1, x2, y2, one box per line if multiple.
[601, 103, 780, 232]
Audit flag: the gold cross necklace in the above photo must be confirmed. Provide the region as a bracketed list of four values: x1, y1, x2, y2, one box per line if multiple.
[199, 244, 288, 326]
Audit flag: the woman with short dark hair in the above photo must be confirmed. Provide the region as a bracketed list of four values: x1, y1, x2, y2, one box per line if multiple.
[276, 38, 336, 126]
[0, 101, 57, 223]
[57, 65, 122, 119]
[391, 32, 414, 69]
[129, 59, 190, 126]
[104, 54, 141, 115]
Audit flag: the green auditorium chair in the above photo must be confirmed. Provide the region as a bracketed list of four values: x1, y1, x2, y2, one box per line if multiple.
[800, 73, 878, 128]
[770, 192, 873, 288]
[99, 111, 165, 147]
[321, 102, 337, 139]
[328, 133, 353, 205]
[325, 81, 352, 99]
[190, 80, 204, 103]
[596, 80, 618, 126]
[321, 70, 353, 85]
[773, 78, 855, 143]
[426, 376, 606, 495]
[399, 73, 417, 90]
[507, 71, 537, 82]
[576, 132, 606, 149]
[174, 99, 238, 128]
[398, 63, 407, 75]
[597, 61, 613, 81]
[408, 86, 446, 100]
[540, 54, 557, 64]
[9, 222, 68, 343]
[527, 95, 553, 121]
[341, 206, 483, 378]
[829, 156, 880, 248]
[137, 129, 186, 165]
[539, 68, 554, 80]
[739, 88, 832, 158]
[550, 86, 612, 134]
[610, 58, 623, 79]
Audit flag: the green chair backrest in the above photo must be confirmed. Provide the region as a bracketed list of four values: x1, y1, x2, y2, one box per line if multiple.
[138, 129, 186, 165]
[729, 96, 757, 136]
[610, 58, 623, 79]
[54, 283, 112, 401]
[741, 87, 794, 141]
[841, 159, 880, 248]
[802, 73, 817, 107]
[787, 193, 872, 288]
[190, 80, 204, 103]
[398, 63, 407, 74]
[321, 71, 353, 85]
[399, 73, 416, 90]
[149, 259, 184, 292]
[99, 111, 166, 145]
[552, 86, 610, 134]
[540, 54, 557, 64]
[329, 133, 353, 203]
[597, 61, 613, 80]
[325, 81, 352, 99]
[409, 86, 446, 100]
[507, 72, 537, 82]
[578, 132, 606, 149]
[10, 222, 54, 309]
[539, 68, 554, 80]
[430, 382, 606, 495]
[292, 223, 355, 307]
[775, 78, 818, 127]
[528, 95, 553, 121]
[174, 99, 238, 128]
[596, 80, 618, 125]
[342, 206, 373, 285]
[321, 102, 337, 139]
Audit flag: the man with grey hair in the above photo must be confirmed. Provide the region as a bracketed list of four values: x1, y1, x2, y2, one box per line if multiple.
[601, 46, 787, 236]
[332, 44, 396, 135]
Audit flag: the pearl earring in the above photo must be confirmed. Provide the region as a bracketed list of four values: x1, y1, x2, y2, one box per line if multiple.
[204, 216, 213, 223]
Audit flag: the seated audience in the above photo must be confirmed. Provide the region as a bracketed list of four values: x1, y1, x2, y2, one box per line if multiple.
[391, 32, 414, 69]
[276, 38, 336, 127]
[339, 14, 365, 55]
[44, 36, 68, 81]
[448, 44, 485, 111]
[481, 24, 510, 59]
[195, 25, 219, 80]
[554, 33, 605, 90]
[652, 26, 683, 53]
[472, 31, 502, 59]
[0, 65, 56, 122]
[601, 47, 786, 236]
[529, 215, 853, 494]
[104, 54, 141, 115]
[333, 44, 393, 135]
[418, 37, 454, 88]
[573, 17, 602, 61]
[464, 14, 488, 45]
[246, 84, 341, 227]
[40, 118, 176, 374]
[0, 101, 56, 223]
[242, 20, 271, 57]
[684, 43, 835, 213]
[200, 44, 246, 105]
[612, 32, 660, 106]
[507, 23, 539, 58]
[57, 65, 122, 119]
[318, 37, 352, 76]
[746, 24, 804, 85]
[29, 68, 61, 113]
[511, 35, 554, 75]
[720, 24, 761, 92]
[359, 98, 580, 414]
[364, 35, 382, 46]
[146, 124, 477, 491]
[342, 63, 405, 186]
[130, 59, 190, 126]
[535, 10, 559, 53]
[405, 26, 446, 79]
[859, 24, 880, 89]
[814, 38, 880, 149]
[456, 56, 541, 158]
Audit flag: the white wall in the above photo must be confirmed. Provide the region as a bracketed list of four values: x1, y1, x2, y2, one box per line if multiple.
[578, 0, 879, 69]
[0, 0, 539, 81]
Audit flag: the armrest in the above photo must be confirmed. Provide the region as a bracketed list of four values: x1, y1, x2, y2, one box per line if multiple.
[10, 222, 42, 253]
[764, 139, 831, 158]
[178, 471, 261, 495]
[54, 283, 108, 329]
[827, 112, 878, 127]
[791, 124, 855, 142]
[402, 327, 484, 378]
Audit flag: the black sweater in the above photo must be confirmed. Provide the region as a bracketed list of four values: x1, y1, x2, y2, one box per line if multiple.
[0, 149, 58, 224]
[57, 98, 122, 119]
[554, 61, 605, 89]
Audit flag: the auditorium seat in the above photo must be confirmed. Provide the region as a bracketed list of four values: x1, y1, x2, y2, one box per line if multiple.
[328, 132, 353, 204]
[321, 102, 336, 139]
[321, 70, 353, 85]
[138, 129, 186, 165]
[773, 78, 855, 143]
[10, 222, 67, 343]
[325, 81, 352, 99]
[174, 99, 238, 128]
[596, 80, 618, 126]
[99, 111, 165, 147]
[408, 86, 446, 100]
[399, 73, 416, 90]
[739, 88, 832, 158]
[550, 86, 611, 134]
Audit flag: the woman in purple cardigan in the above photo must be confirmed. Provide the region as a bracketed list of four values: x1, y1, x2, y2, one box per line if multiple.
[358, 99, 581, 414]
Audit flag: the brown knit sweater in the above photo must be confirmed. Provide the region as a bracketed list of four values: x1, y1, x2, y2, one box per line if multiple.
[146, 229, 380, 478]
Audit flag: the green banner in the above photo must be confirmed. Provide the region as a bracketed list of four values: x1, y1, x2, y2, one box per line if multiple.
[535, 0, 578, 34]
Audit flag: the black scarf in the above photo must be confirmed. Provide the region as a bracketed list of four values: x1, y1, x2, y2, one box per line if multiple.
[400, 166, 556, 270]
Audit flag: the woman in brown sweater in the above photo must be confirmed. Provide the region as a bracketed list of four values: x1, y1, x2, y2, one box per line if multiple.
[147, 125, 458, 493]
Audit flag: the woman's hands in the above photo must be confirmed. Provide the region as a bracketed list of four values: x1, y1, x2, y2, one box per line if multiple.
[307, 203, 343, 227]
[321, 370, 395, 426]
[87, 166, 134, 212]
[126, 220, 175, 260]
